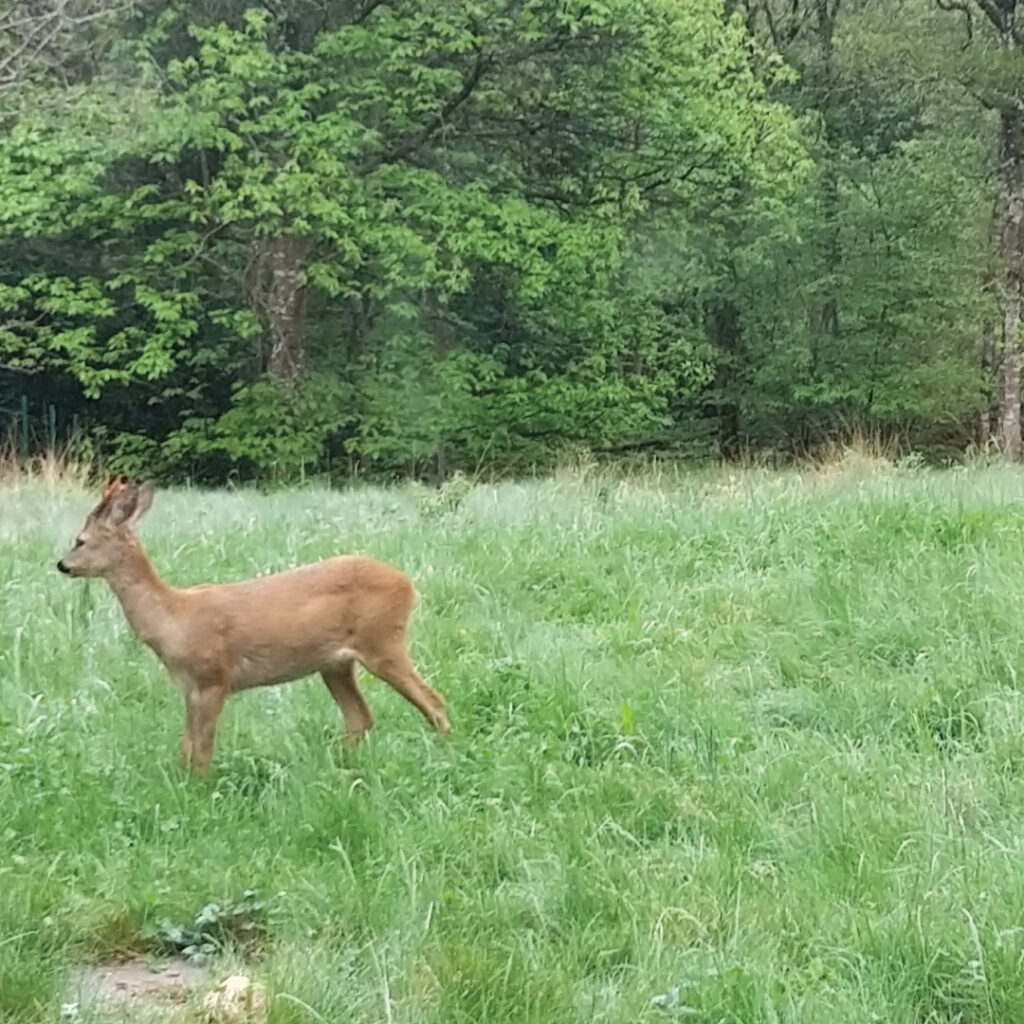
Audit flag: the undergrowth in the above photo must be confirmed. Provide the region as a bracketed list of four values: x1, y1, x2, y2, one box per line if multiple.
[3, 462, 1024, 1022]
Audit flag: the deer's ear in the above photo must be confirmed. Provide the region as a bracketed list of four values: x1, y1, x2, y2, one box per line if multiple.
[94, 475, 131, 520]
[106, 484, 139, 526]
[131, 481, 155, 524]
[107, 480, 153, 527]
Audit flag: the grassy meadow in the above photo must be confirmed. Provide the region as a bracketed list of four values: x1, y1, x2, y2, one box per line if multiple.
[4, 460, 1024, 1022]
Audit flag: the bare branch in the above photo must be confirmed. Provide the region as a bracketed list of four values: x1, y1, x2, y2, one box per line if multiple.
[379, 47, 492, 165]
[974, 0, 1009, 32]
[0, 0, 134, 96]
[935, 0, 974, 45]
[749, 0, 810, 49]
[350, 0, 388, 24]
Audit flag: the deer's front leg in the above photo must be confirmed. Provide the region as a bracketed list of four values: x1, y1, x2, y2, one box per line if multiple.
[183, 684, 228, 775]
[180, 710, 194, 766]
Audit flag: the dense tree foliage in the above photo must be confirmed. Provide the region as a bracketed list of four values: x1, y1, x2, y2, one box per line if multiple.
[0, 0, 1010, 478]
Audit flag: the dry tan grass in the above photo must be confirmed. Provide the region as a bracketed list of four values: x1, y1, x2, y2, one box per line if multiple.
[0, 433, 93, 490]
[801, 425, 909, 477]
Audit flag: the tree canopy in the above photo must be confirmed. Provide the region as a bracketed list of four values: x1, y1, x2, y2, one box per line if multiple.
[0, 0, 1008, 478]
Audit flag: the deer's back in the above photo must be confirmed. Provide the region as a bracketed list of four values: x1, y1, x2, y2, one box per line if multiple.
[163, 555, 417, 688]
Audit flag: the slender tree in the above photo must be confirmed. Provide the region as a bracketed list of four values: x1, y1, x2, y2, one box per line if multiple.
[935, 0, 1024, 458]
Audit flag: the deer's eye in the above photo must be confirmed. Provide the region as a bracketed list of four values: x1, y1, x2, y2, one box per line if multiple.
[74, 538, 85, 549]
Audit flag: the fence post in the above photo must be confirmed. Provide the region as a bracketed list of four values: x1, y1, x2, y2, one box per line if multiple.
[20, 394, 28, 460]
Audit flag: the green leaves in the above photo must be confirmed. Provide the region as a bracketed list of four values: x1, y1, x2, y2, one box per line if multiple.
[0, 0, 811, 478]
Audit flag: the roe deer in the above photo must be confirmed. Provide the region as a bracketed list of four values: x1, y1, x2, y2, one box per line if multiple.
[57, 477, 450, 772]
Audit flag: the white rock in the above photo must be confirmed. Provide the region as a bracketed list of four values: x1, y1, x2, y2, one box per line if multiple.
[201, 974, 268, 1024]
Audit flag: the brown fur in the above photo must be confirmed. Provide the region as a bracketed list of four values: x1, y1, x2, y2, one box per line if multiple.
[57, 477, 450, 773]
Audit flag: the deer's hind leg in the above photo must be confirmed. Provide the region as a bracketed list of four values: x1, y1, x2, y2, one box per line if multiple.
[322, 660, 375, 747]
[358, 644, 450, 737]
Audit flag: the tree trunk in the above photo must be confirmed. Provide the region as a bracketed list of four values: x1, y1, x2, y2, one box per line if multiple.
[427, 292, 453, 484]
[999, 104, 1024, 460]
[349, 293, 370, 362]
[814, 0, 842, 369]
[818, 166, 841, 344]
[707, 298, 742, 457]
[980, 318, 995, 444]
[251, 234, 311, 388]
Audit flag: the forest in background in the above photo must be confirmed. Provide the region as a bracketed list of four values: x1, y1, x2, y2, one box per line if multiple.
[0, 0, 1015, 482]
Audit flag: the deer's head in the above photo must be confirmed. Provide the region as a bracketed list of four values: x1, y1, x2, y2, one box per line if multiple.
[57, 476, 155, 578]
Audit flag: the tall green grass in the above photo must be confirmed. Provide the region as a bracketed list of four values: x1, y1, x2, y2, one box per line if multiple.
[4, 464, 1024, 1022]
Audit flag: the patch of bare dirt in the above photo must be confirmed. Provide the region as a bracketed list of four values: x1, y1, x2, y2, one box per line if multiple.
[66, 957, 207, 1021]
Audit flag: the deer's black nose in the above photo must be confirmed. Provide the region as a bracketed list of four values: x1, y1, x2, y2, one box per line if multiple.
[57, 560, 70, 575]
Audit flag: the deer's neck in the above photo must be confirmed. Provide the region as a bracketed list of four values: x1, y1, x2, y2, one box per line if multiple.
[104, 541, 178, 652]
